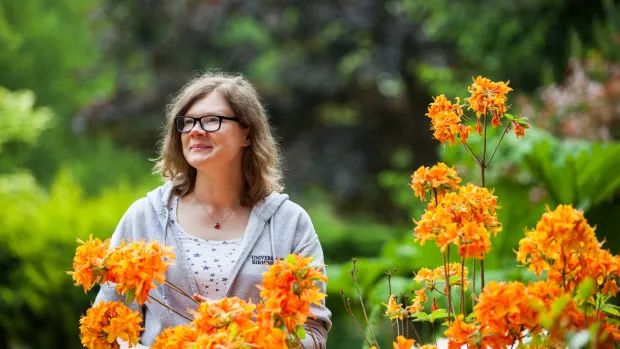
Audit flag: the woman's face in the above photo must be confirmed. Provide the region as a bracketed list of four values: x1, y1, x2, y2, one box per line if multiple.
[180, 91, 249, 171]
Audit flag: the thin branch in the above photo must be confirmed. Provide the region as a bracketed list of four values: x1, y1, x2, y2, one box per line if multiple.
[460, 258, 466, 316]
[340, 290, 373, 348]
[148, 295, 192, 321]
[442, 252, 453, 325]
[462, 142, 482, 166]
[309, 327, 319, 349]
[350, 258, 379, 346]
[165, 281, 201, 305]
[472, 259, 476, 312]
[485, 123, 511, 167]
[411, 322, 422, 344]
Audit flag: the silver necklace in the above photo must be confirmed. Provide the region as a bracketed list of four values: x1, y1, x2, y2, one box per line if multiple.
[192, 192, 241, 230]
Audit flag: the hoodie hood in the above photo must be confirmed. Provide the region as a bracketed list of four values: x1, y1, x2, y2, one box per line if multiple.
[146, 181, 290, 222]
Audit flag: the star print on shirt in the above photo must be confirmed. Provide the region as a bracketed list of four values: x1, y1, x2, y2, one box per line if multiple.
[203, 266, 209, 270]
[193, 253, 201, 257]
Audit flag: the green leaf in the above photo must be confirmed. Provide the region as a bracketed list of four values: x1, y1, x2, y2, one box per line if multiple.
[575, 277, 595, 303]
[448, 275, 461, 285]
[430, 308, 449, 322]
[516, 117, 529, 126]
[125, 288, 136, 304]
[602, 304, 620, 317]
[295, 325, 307, 339]
[551, 295, 570, 317]
[504, 113, 516, 120]
[410, 312, 431, 322]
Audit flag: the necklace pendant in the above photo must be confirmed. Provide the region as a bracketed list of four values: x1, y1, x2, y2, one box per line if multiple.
[214, 222, 221, 229]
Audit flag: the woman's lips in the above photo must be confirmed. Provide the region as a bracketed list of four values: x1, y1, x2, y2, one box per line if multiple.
[190, 144, 213, 150]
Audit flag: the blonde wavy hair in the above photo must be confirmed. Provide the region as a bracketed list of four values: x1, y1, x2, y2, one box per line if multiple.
[154, 71, 283, 207]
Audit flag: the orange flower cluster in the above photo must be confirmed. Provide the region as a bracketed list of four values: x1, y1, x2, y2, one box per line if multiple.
[69, 235, 110, 292]
[150, 326, 198, 349]
[516, 204, 620, 296]
[414, 263, 470, 293]
[414, 183, 501, 259]
[445, 279, 620, 348]
[69, 238, 176, 305]
[258, 254, 328, 334]
[370, 336, 437, 349]
[382, 295, 408, 320]
[79, 301, 143, 349]
[191, 297, 256, 334]
[465, 76, 512, 133]
[106, 240, 176, 304]
[410, 162, 461, 202]
[426, 94, 473, 145]
[150, 254, 327, 349]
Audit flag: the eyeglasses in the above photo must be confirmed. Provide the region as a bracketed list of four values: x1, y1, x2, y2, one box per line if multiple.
[174, 115, 242, 133]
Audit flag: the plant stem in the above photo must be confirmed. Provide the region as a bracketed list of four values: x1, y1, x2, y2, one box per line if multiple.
[472, 259, 476, 311]
[165, 281, 201, 305]
[485, 124, 511, 167]
[340, 290, 373, 348]
[480, 112, 488, 291]
[462, 142, 482, 166]
[411, 322, 422, 344]
[148, 295, 192, 321]
[350, 259, 379, 346]
[460, 258, 466, 316]
[442, 252, 453, 325]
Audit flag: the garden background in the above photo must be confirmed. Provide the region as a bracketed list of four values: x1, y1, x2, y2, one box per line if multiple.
[1, 0, 619, 348]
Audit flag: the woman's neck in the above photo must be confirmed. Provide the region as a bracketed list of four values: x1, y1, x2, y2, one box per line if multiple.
[192, 164, 245, 210]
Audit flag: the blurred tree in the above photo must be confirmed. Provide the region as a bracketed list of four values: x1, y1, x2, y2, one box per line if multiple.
[403, 0, 617, 92]
[75, 0, 445, 216]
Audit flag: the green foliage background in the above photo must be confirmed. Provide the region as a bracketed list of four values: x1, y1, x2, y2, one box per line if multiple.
[1, 0, 619, 348]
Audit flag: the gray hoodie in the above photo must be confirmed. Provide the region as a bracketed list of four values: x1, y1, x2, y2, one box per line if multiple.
[94, 182, 331, 348]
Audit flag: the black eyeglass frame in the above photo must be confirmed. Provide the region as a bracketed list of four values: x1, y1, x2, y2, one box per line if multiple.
[174, 115, 243, 133]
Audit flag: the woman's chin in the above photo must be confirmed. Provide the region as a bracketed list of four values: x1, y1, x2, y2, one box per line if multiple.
[187, 155, 214, 168]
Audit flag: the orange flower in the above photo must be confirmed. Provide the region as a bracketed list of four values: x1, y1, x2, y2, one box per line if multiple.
[513, 120, 529, 138]
[191, 297, 256, 334]
[191, 329, 246, 349]
[68, 235, 111, 292]
[444, 315, 480, 349]
[466, 76, 512, 120]
[410, 162, 461, 201]
[393, 335, 416, 349]
[106, 240, 176, 305]
[258, 254, 327, 334]
[414, 263, 469, 291]
[426, 95, 470, 145]
[79, 301, 143, 349]
[151, 325, 198, 349]
[471, 281, 553, 347]
[383, 295, 408, 320]
[516, 205, 620, 295]
[414, 182, 501, 259]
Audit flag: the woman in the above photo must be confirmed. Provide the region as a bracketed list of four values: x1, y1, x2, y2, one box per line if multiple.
[94, 72, 331, 348]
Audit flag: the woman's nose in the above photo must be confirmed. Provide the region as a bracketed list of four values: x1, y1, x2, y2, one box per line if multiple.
[188, 121, 207, 137]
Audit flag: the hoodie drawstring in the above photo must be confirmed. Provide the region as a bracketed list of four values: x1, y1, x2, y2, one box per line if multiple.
[269, 217, 277, 261]
[162, 207, 173, 317]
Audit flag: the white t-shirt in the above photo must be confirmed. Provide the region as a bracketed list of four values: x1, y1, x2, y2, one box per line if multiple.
[169, 196, 243, 300]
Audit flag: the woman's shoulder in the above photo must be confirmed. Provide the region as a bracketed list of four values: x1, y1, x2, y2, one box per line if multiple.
[121, 182, 173, 220]
[259, 192, 310, 221]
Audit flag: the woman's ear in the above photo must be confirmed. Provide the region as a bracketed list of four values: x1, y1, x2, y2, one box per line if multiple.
[243, 130, 251, 147]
